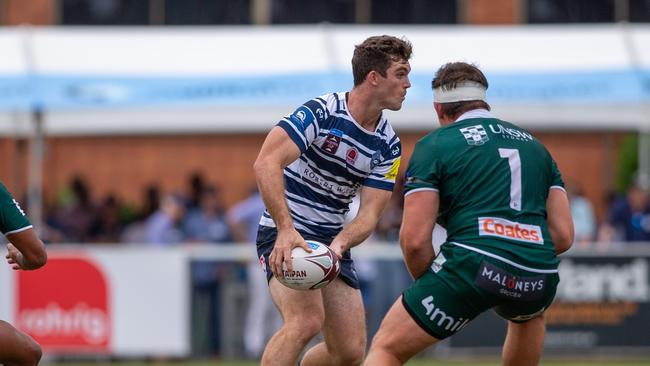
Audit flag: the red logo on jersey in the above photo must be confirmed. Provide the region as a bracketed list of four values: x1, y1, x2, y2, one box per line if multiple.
[16, 256, 111, 352]
[478, 217, 543, 244]
[346, 148, 358, 165]
[322, 134, 341, 154]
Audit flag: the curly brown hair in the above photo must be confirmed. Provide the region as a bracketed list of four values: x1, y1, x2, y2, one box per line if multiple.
[352, 35, 413, 87]
[432, 62, 491, 119]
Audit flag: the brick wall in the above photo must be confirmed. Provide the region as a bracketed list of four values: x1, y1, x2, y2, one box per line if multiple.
[465, 0, 522, 24]
[21, 131, 622, 224]
[3, 0, 56, 25]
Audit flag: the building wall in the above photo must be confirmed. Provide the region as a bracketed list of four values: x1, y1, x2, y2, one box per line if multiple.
[466, 0, 521, 24]
[41, 134, 266, 209]
[0, 137, 28, 198]
[3, 0, 56, 25]
[537, 132, 621, 223]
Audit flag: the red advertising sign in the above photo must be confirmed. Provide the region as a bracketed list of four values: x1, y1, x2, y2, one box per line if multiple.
[15, 256, 111, 352]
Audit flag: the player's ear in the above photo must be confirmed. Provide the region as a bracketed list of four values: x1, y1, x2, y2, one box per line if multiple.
[366, 70, 380, 86]
[433, 103, 444, 119]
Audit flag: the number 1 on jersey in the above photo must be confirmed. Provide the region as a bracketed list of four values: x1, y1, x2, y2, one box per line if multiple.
[498, 148, 522, 211]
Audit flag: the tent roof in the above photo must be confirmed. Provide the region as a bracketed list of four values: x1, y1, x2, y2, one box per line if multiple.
[0, 25, 648, 135]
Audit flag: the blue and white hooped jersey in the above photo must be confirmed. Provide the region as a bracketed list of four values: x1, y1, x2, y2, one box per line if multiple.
[259, 92, 402, 238]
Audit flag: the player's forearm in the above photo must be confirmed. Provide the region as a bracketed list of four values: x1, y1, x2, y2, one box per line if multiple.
[549, 226, 573, 254]
[253, 159, 293, 230]
[400, 233, 435, 279]
[334, 214, 378, 251]
[20, 248, 47, 270]
[7, 231, 47, 270]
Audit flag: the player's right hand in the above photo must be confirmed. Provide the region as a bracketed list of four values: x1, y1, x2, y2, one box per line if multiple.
[270, 228, 311, 278]
[5, 243, 25, 270]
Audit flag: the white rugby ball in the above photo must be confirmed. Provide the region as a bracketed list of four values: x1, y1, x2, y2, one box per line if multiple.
[278, 240, 341, 290]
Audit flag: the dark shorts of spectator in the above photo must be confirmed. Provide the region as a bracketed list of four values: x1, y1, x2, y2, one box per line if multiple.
[255, 225, 360, 289]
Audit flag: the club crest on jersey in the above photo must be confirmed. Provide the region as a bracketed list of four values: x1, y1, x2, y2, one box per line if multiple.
[370, 151, 383, 169]
[459, 125, 489, 146]
[322, 128, 343, 154]
[346, 148, 358, 165]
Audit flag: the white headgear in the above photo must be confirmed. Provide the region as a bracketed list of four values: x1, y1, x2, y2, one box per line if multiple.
[434, 81, 487, 103]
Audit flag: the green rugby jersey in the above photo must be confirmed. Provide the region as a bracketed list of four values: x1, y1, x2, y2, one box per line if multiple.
[0, 182, 32, 235]
[404, 110, 564, 270]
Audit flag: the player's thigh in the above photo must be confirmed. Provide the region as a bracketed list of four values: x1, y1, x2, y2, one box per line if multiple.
[371, 296, 439, 361]
[401, 245, 492, 340]
[0, 320, 41, 363]
[269, 277, 324, 326]
[321, 277, 366, 350]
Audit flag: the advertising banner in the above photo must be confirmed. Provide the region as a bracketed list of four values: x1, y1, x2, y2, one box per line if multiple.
[0, 247, 190, 356]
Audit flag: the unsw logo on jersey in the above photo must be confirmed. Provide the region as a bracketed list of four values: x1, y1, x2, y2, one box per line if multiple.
[478, 217, 543, 245]
[459, 125, 489, 146]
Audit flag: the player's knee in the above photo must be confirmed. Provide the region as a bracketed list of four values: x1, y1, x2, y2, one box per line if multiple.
[301, 315, 324, 340]
[369, 331, 407, 363]
[285, 313, 323, 343]
[333, 344, 365, 366]
[370, 328, 390, 349]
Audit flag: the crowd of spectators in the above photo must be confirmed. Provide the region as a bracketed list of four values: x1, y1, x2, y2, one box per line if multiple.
[42, 173, 233, 246]
[39, 172, 650, 249]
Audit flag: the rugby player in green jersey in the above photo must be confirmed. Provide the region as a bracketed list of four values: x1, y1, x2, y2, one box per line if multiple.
[364, 62, 574, 366]
[1, 182, 47, 366]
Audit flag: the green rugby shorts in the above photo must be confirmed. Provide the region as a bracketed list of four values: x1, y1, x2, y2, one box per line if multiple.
[402, 242, 559, 340]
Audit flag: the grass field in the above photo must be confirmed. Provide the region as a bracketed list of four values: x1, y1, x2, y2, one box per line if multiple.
[40, 361, 650, 366]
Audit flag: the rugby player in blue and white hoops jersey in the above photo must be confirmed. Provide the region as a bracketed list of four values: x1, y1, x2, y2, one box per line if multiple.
[253, 35, 412, 366]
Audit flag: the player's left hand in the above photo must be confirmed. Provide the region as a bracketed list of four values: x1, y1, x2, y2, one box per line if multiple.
[328, 241, 346, 259]
[5, 243, 25, 270]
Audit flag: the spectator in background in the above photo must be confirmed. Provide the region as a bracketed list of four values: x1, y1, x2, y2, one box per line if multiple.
[228, 187, 281, 359]
[145, 193, 186, 245]
[184, 185, 231, 243]
[121, 184, 161, 243]
[51, 175, 97, 243]
[141, 184, 161, 220]
[184, 184, 232, 357]
[92, 194, 125, 243]
[186, 172, 207, 211]
[600, 174, 650, 243]
[566, 182, 597, 248]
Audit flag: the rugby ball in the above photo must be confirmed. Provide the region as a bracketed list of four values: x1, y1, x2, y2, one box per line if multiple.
[278, 240, 341, 290]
